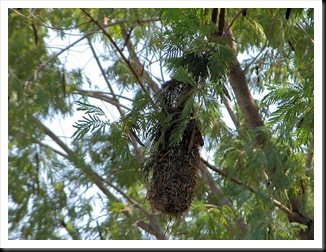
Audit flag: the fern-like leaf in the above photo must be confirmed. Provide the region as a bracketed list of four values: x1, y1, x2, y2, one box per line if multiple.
[72, 101, 110, 140]
[74, 100, 105, 116]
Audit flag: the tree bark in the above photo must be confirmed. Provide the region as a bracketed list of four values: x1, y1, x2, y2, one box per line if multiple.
[224, 27, 264, 130]
[210, 10, 314, 239]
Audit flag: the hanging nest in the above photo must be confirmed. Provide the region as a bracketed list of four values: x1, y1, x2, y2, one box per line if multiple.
[145, 80, 204, 218]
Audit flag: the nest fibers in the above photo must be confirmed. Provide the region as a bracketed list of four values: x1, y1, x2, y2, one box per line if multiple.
[145, 80, 204, 218]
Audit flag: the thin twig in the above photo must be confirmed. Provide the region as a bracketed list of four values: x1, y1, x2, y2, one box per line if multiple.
[33, 140, 68, 159]
[72, 89, 131, 110]
[296, 23, 314, 45]
[102, 178, 149, 216]
[72, 89, 134, 101]
[222, 9, 246, 39]
[244, 11, 279, 72]
[80, 8, 155, 107]
[86, 37, 119, 102]
[121, 28, 160, 94]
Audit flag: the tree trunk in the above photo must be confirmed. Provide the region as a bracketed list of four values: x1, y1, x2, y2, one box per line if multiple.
[222, 22, 313, 241]
[225, 27, 264, 130]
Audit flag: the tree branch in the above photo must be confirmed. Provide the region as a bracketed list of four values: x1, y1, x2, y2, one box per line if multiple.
[211, 8, 218, 24]
[81, 37, 147, 149]
[121, 27, 160, 94]
[224, 27, 265, 130]
[41, 122, 75, 157]
[200, 163, 233, 206]
[201, 158, 255, 193]
[217, 8, 225, 36]
[200, 162, 248, 234]
[40, 121, 131, 203]
[74, 90, 134, 102]
[33, 139, 68, 159]
[222, 9, 246, 39]
[102, 178, 149, 216]
[201, 158, 313, 232]
[221, 94, 241, 130]
[135, 218, 167, 240]
[40, 119, 169, 239]
[86, 36, 124, 114]
[72, 89, 130, 110]
[80, 9, 154, 105]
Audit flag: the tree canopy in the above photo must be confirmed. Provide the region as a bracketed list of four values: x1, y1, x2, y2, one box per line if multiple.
[7, 7, 317, 243]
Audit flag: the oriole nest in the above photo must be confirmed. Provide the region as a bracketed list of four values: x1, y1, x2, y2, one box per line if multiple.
[145, 80, 203, 218]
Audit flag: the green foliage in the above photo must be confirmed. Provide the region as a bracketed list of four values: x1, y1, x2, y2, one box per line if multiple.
[72, 100, 110, 140]
[7, 8, 314, 241]
[262, 81, 313, 150]
[167, 42, 234, 83]
[162, 9, 234, 84]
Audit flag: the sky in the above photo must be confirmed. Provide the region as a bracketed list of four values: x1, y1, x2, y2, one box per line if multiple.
[41, 28, 239, 156]
[1, 0, 324, 248]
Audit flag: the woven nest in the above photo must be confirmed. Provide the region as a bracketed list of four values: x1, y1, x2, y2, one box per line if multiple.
[146, 80, 204, 218]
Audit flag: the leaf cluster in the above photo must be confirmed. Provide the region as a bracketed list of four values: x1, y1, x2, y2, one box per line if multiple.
[161, 9, 234, 83]
[262, 81, 313, 149]
[72, 100, 110, 140]
[8, 8, 315, 240]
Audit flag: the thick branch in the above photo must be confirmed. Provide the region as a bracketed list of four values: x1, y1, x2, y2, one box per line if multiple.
[202, 158, 313, 233]
[225, 28, 264, 130]
[135, 220, 153, 235]
[211, 8, 218, 24]
[229, 62, 263, 130]
[304, 151, 314, 174]
[217, 8, 225, 36]
[208, 10, 264, 131]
